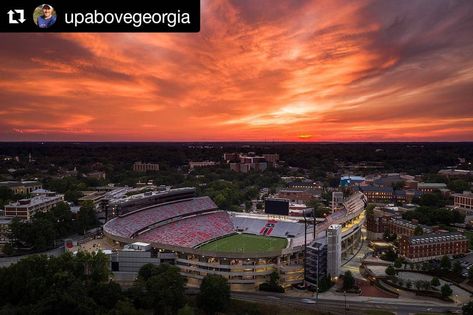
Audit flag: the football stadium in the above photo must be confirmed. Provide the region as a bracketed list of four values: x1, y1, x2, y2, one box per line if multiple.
[103, 188, 367, 291]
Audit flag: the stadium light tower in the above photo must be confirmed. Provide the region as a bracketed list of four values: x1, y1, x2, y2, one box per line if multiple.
[303, 211, 308, 288]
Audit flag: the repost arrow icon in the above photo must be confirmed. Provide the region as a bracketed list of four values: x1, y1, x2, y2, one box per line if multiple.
[15, 9, 25, 23]
[7, 10, 18, 24]
[7, 9, 25, 24]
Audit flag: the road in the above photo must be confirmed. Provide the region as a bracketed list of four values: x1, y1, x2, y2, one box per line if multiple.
[0, 246, 64, 268]
[230, 291, 462, 315]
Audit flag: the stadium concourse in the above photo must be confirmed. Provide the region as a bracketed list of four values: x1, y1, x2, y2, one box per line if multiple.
[103, 188, 367, 291]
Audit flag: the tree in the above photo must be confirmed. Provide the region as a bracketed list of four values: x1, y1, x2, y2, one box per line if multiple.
[89, 281, 122, 309]
[422, 261, 432, 272]
[421, 281, 431, 291]
[198, 274, 230, 315]
[468, 267, 473, 281]
[137, 263, 158, 281]
[259, 271, 284, 293]
[2, 243, 14, 255]
[0, 251, 125, 314]
[453, 261, 463, 275]
[51, 202, 74, 236]
[431, 276, 440, 287]
[77, 201, 98, 234]
[365, 204, 375, 217]
[413, 226, 423, 236]
[440, 255, 451, 272]
[394, 258, 403, 269]
[448, 179, 470, 193]
[441, 284, 452, 298]
[415, 280, 423, 291]
[462, 301, 473, 315]
[385, 266, 396, 277]
[342, 271, 355, 291]
[177, 304, 195, 315]
[110, 300, 144, 315]
[145, 264, 186, 315]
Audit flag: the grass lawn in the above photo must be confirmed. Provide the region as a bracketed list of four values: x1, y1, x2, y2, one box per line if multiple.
[198, 233, 287, 253]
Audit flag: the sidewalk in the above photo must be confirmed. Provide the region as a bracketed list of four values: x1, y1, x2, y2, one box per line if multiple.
[319, 290, 454, 307]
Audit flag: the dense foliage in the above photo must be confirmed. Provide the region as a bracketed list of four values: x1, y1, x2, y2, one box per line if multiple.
[197, 274, 231, 315]
[0, 251, 125, 314]
[258, 271, 285, 293]
[9, 201, 98, 251]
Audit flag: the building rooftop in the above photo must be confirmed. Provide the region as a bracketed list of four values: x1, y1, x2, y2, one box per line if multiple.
[418, 182, 447, 189]
[361, 185, 394, 193]
[408, 232, 466, 244]
[5, 194, 63, 208]
[0, 180, 40, 187]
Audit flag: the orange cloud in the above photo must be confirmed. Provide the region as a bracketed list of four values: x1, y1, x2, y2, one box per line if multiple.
[0, 0, 472, 141]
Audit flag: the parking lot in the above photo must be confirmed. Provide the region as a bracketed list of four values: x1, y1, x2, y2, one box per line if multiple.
[452, 252, 473, 277]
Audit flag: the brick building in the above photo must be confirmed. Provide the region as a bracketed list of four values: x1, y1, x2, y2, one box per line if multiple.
[133, 162, 160, 172]
[360, 186, 394, 203]
[399, 232, 469, 262]
[383, 217, 431, 237]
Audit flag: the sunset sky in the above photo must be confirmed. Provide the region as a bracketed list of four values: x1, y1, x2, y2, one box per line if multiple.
[1, 0, 473, 141]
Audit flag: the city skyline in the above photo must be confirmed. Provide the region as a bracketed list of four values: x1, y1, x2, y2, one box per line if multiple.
[1, 0, 473, 141]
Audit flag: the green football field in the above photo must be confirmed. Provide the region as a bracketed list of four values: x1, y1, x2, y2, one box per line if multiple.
[198, 233, 288, 253]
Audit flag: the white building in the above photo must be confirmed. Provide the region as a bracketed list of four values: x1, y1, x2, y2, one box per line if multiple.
[327, 224, 342, 278]
[4, 193, 64, 220]
[454, 191, 473, 211]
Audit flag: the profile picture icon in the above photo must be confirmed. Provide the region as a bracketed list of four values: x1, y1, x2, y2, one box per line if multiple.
[33, 4, 57, 29]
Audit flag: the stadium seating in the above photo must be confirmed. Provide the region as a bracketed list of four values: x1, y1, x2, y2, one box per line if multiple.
[103, 197, 217, 238]
[231, 216, 305, 238]
[138, 211, 235, 248]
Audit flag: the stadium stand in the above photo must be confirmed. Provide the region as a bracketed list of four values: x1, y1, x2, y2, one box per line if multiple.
[231, 216, 305, 238]
[137, 211, 235, 248]
[103, 197, 218, 238]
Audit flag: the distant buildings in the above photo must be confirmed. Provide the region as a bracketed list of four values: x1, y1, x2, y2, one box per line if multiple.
[453, 191, 473, 222]
[188, 161, 217, 170]
[438, 169, 473, 178]
[276, 189, 317, 204]
[366, 208, 469, 262]
[359, 186, 394, 203]
[0, 181, 42, 195]
[223, 153, 279, 173]
[366, 210, 432, 241]
[399, 232, 468, 262]
[384, 217, 431, 238]
[366, 208, 391, 240]
[288, 179, 322, 192]
[417, 182, 447, 193]
[3, 192, 64, 220]
[339, 176, 365, 187]
[453, 191, 473, 211]
[79, 191, 106, 206]
[133, 162, 160, 172]
[86, 171, 106, 180]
